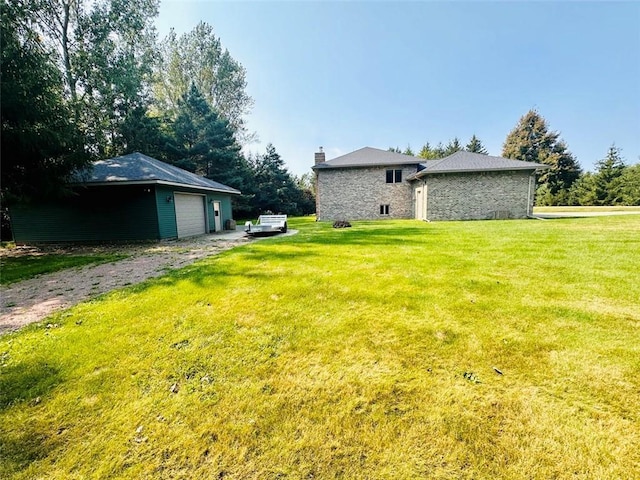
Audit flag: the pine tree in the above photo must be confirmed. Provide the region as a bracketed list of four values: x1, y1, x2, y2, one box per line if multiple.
[594, 145, 626, 205]
[250, 144, 300, 214]
[403, 145, 414, 156]
[465, 134, 488, 154]
[619, 164, 640, 205]
[444, 137, 462, 156]
[167, 84, 246, 189]
[568, 173, 597, 206]
[502, 109, 581, 201]
[418, 143, 434, 159]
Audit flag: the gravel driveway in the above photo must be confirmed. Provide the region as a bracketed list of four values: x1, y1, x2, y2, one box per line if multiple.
[0, 228, 286, 334]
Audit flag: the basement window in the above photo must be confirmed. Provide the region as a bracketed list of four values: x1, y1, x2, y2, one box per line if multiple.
[379, 204, 390, 215]
[386, 169, 402, 183]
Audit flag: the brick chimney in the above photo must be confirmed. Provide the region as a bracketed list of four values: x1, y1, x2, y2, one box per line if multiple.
[314, 146, 325, 165]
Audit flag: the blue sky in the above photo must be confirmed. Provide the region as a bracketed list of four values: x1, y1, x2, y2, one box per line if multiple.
[156, 1, 640, 176]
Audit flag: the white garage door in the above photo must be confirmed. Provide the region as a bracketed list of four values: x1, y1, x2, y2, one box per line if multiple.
[174, 193, 206, 238]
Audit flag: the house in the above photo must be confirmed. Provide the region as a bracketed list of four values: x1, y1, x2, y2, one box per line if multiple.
[10, 152, 240, 243]
[312, 147, 549, 221]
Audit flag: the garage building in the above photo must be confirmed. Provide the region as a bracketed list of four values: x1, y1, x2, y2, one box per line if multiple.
[10, 152, 240, 243]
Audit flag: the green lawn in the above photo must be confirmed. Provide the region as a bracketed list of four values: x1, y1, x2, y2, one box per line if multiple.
[0, 252, 128, 285]
[1, 216, 639, 479]
[534, 205, 640, 213]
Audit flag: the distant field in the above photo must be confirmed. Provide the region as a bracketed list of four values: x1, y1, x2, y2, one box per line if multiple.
[534, 205, 640, 213]
[1, 216, 639, 479]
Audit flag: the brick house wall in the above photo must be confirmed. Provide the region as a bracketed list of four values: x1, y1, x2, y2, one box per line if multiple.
[316, 165, 418, 220]
[417, 170, 536, 221]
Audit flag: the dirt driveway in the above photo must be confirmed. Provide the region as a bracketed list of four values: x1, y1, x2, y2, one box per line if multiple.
[1, 229, 288, 335]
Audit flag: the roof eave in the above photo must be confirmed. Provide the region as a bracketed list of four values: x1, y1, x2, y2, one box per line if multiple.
[410, 165, 548, 178]
[71, 179, 241, 195]
[313, 161, 422, 170]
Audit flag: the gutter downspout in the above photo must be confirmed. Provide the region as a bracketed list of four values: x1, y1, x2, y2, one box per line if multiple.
[423, 179, 430, 222]
[527, 171, 544, 219]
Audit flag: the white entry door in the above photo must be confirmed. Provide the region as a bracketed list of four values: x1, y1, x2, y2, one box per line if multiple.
[213, 201, 222, 232]
[174, 193, 206, 238]
[415, 186, 427, 220]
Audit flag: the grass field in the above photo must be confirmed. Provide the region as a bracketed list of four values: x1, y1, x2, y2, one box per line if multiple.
[534, 205, 640, 213]
[0, 252, 127, 285]
[1, 216, 639, 479]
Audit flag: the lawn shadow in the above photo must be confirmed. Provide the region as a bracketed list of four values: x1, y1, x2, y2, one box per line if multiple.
[298, 223, 442, 247]
[0, 358, 66, 474]
[0, 358, 64, 410]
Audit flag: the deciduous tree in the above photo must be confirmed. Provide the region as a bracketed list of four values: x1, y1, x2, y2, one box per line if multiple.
[31, 0, 160, 156]
[153, 22, 253, 139]
[1, 0, 86, 203]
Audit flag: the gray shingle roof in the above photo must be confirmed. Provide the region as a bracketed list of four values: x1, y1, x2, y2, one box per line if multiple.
[312, 147, 423, 169]
[408, 151, 549, 179]
[72, 152, 241, 194]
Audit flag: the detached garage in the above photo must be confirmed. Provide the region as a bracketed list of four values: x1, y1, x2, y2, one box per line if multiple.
[10, 152, 241, 244]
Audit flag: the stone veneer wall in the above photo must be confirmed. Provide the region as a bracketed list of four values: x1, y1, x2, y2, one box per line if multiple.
[316, 165, 417, 220]
[420, 170, 535, 221]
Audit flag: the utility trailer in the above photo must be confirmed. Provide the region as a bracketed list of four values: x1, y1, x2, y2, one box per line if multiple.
[244, 215, 288, 237]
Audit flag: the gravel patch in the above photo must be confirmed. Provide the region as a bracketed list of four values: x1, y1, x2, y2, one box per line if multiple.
[0, 230, 289, 334]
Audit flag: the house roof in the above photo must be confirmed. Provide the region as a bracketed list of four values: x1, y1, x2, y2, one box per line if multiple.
[312, 147, 423, 169]
[72, 152, 241, 194]
[408, 151, 550, 179]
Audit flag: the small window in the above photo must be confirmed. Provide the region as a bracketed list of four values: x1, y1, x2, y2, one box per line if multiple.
[386, 170, 394, 183]
[379, 204, 390, 215]
[386, 169, 402, 183]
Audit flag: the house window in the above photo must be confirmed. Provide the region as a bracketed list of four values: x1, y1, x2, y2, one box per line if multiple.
[386, 169, 402, 183]
[380, 204, 390, 215]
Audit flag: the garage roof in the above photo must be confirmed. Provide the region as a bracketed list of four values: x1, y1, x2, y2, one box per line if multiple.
[73, 152, 241, 194]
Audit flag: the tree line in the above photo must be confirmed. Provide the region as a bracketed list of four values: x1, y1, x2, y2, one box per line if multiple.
[503, 110, 639, 206]
[1, 0, 314, 222]
[389, 134, 488, 159]
[390, 110, 639, 206]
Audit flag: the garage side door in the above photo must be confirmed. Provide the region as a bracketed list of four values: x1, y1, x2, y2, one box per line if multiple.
[174, 193, 206, 238]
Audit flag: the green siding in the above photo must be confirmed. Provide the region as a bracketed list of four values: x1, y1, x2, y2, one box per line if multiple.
[155, 186, 178, 239]
[11, 184, 238, 244]
[206, 193, 234, 231]
[11, 185, 160, 243]
[157, 186, 235, 233]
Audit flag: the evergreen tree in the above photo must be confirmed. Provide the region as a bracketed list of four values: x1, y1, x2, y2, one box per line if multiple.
[619, 164, 640, 205]
[594, 145, 626, 205]
[465, 134, 488, 154]
[387, 147, 402, 153]
[433, 142, 446, 158]
[568, 173, 597, 206]
[502, 109, 581, 202]
[167, 84, 246, 189]
[418, 142, 435, 159]
[444, 137, 462, 156]
[403, 145, 414, 156]
[250, 144, 300, 214]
